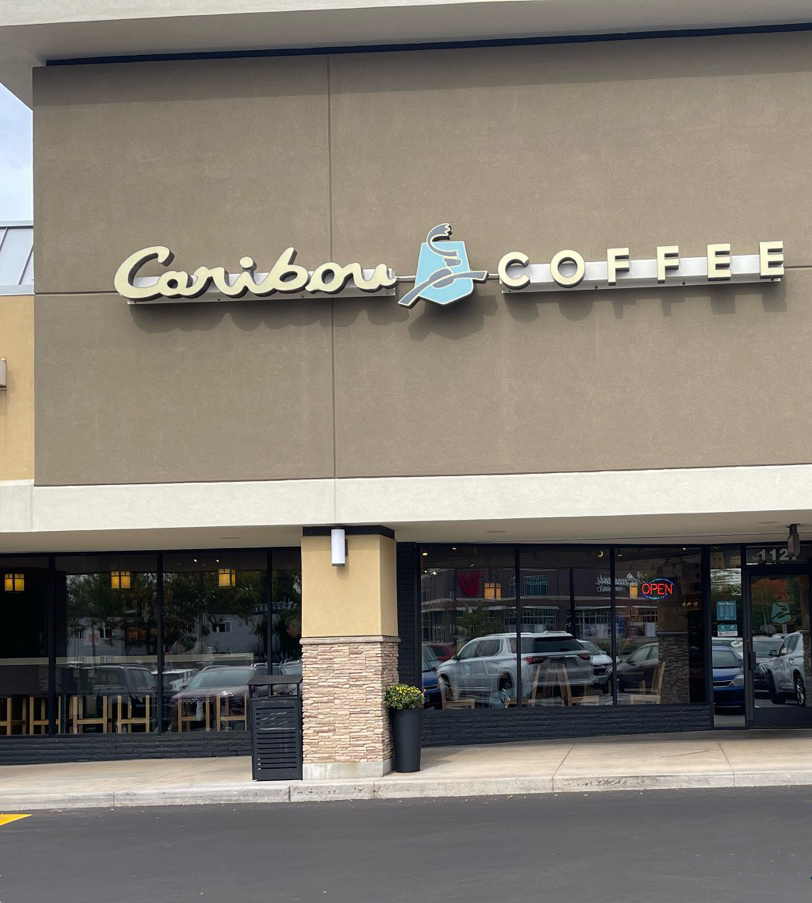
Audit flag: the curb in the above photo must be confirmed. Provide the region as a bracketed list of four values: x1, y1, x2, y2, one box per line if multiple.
[5, 769, 812, 810]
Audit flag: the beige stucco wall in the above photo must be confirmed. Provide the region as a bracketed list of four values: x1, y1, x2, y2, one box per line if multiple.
[301, 534, 398, 638]
[31, 32, 812, 485]
[0, 296, 34, 481]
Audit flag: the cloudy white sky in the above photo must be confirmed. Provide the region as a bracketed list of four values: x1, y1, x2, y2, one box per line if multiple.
[0, 83, 33, 222]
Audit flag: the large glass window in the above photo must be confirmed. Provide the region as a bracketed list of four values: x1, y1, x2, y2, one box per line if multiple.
[0, 559, 49, 735]
[518, 548, 612, 706]
[614, 548, 706, 705]
[271, 549, 302, 676]
[421, 546, 516, 708]
[162, 551, 267, 732]
[55, 555, 158, 734]
[710, 548, 744, 726]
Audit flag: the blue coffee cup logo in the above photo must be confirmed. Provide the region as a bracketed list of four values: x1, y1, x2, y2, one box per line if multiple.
[399, 223, 488, 308]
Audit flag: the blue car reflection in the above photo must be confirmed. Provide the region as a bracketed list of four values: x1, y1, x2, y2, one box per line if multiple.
[422, 646, 442, 708]
[713, 647, 744, 708]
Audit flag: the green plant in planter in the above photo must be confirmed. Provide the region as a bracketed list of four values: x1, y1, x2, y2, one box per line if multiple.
[385, 683, 424, 710]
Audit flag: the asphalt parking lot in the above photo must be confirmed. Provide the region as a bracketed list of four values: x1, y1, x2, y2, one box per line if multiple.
[0, 787, 810, 903]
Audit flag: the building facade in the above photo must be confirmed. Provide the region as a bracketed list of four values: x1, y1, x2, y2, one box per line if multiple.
[2, 2, 812, 775]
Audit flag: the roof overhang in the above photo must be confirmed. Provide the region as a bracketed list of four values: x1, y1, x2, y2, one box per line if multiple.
[3, 0, 812, 106]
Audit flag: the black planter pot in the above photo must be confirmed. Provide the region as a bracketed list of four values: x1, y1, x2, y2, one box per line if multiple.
[391, 707, 422, 773]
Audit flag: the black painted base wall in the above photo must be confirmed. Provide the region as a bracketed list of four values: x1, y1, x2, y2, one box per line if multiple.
[422, 705, 714, 746]
[0, 733, 251, 766]
[0, 708, 715, 762]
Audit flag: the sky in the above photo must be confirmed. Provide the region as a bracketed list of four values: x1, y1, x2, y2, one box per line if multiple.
[0, 82, 33, 222]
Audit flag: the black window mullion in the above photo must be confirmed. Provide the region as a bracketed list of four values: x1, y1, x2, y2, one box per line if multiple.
[568, 567, 576, 636]
[156, 553, 164, 733]
[47, 555, 56, 735]
[514, 545, 522, 709]
[272, 549, 273, 674]
[701, 546, 712, 712]
[610, 546, 617, 705]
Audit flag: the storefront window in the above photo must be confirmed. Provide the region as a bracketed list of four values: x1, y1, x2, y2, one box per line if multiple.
[614, 548, 705, 705]
[518, 548, 612, 706]
[0, 558, 49, 735]
[421, 546, 516, 708]
[271, 549, 302, 676]
[711, 548, 743, 726]
[162, 551, 267, 732]
[54, 555, 158, 734]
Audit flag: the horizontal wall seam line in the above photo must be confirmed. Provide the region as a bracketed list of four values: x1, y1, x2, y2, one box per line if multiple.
[25, 462, 812, 490]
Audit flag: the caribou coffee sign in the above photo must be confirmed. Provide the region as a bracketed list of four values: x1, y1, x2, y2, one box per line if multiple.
[115, 225, 785, 306]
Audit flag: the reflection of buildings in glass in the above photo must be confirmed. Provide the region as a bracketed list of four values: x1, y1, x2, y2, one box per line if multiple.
[421, 567, 614, 646]
[179, 613, 263, 660]
[420, 569, 512, 647]
[68, 619, 151, 660]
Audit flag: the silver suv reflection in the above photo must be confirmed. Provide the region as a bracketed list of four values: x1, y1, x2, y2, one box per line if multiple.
[436, 632, 593, 707]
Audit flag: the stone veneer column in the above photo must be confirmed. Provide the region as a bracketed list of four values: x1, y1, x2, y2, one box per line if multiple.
[300, 527, 399, 780]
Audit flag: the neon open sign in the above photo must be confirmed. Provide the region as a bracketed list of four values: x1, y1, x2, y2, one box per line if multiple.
[641, 578, 675, 600]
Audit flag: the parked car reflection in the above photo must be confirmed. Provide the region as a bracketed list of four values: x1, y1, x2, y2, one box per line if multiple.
[168, 664, 266, 731]
[712, 647, 744, 710]
[752, 636, 784, 694]
[421, 646, 441, 708]
[614, 643, 659, 692]
[64, 663, 157, 732]
[158, 668, 199, 692]
[577, 639, 612, 691]
[425, 643, 454, 663]
[760, 631, 806, 706]
[437, 632, 593, 707]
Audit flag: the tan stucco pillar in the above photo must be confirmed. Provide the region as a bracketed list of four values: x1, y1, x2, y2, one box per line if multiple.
[0, 296, 35, 481]
[300, 527, 399, 779]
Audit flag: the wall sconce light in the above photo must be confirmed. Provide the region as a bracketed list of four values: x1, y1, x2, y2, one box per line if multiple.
[4, 573, 24, 592]
[0, 359, 6, 391]
[111, 570, 131, 590]
[218, 568, 236, 588]
[788, 524, 800, 558]
[331, 528, 347, 567]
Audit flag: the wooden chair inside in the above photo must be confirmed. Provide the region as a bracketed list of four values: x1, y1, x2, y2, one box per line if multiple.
[116, 695, 151, 733]
[439, 679, 475, 709]
[215, 693, 248, 731]
[571, 684, 604, 705]
[628, 662, 665, 704]
[528, 662, 573, 706]
[28, 696, 61, 734]
[178, 697, 211, 732]
[0, 697, 26, 735]
[71, 695, 110, 733]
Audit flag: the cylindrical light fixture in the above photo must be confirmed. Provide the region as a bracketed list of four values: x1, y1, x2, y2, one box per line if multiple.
[788, 524, 800, 558]
[0, 359, 7, 391]
[331, 528, 347, 567]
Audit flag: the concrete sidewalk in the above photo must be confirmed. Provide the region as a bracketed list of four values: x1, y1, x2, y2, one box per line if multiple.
[2, 730, 812, 810]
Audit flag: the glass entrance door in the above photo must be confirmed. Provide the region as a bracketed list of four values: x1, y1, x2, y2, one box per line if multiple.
[747, 573, 812, 727]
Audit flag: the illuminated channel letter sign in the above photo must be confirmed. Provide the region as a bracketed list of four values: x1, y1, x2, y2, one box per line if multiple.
[641, 579, 675, 601]
[114, 225, 785, 306]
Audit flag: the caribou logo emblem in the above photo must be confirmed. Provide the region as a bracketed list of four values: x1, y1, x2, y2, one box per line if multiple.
[399, 223, 488, 307]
